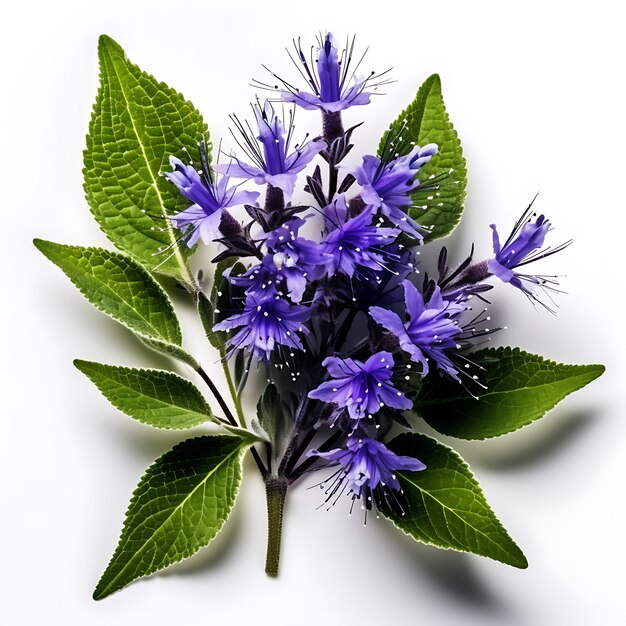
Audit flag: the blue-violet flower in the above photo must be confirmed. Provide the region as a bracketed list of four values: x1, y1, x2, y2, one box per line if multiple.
[322, 199, 400, 277]
[488, 209, 569, 302]
[215, 101, 325, 199]
[307, 436, 425, 511]
[213, 293, 310, 361]
[308, 351, 412, 425]
[370, 280, 465, 380]
[351, 144, 438, 238]
[262, 217, 332, 302]
[166, 156, 259, 247]
[278, 33, 374, 113]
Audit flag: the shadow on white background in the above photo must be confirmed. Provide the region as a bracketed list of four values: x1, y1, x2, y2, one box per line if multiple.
[1, 1, 623, 624]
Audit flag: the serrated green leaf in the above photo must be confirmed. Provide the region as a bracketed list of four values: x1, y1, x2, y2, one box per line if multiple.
[384, 433, 527, 568]
[34, 239, 197, 367]
[378, 74, 466, 241]
[94, 435, 245, 599]
[415, 347, 605, 440]
[84, 35, 209, 288]
[74, 360, 213, 429]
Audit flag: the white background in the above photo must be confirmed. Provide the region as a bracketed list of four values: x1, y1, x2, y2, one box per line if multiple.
[1, 1, 624, 624]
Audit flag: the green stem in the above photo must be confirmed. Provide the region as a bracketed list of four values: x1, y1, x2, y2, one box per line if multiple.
[264, 475, 288, 576]
[221, 352, 246, 429]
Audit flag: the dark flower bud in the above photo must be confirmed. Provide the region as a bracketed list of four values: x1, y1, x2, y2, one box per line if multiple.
[377, 332, 401, 353]
[348, 195, 367, 217]
[219, 210, 243, 237]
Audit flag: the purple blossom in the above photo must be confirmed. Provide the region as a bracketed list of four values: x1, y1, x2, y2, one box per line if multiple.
[165, 156, 259, 247]
[230, 218, 331, 303]
[321, 198, 400, 277]
[307, 436, 425, 511]
[277, 33, 375, 113]
[213, 292, 310, 361]
[230, 256, 280, 299]
[351, 144, 438, 238]
[262, 218, 332, 302]
[370, 280, 465, 380]
[308, 351, 412, 426]
[214, 101, 325, 199]
[488, 209, 569, 302]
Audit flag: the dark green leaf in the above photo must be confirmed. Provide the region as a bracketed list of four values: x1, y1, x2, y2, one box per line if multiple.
[198, 259, 244, 352]
[84, 35, 209, 288]
[94, 435, 245, 599]
[384, 433, 527, 568]
[254, 384, 285, 445]
[378, 74, 466, 241]
[74, 360, 213, 429]
[415, 347, 605, 439]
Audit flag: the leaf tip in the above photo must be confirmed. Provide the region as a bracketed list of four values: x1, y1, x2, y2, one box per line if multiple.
[33, 237, 48, 253]
[592, 363, 606, 378]
[73, 358, 89, 372]
[98, 34, 125, 62]
[33, 238, 60, 261]
[98, 33, 117, 49]
[424, 73, 442, 90]
[577, 362, 605, 386]
[92, 582, 110, 601]
[505, 541, 529, 569]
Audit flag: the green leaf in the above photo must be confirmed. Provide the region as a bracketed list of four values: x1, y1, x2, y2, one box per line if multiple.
[378, 74, 466, 241]
[84, 35, 209, 288]
[198, 259, 244, 352]
[415, 347, 605, 440]
[254, 384, 285, 445]
[34, 239, 197, 368]
[74, 360, 213, 429]
[137, 336, 198, 369]
[94, 435, 245, 599]
[384, 433, 527, 568]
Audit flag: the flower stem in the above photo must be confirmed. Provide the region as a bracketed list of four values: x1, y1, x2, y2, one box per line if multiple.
[196, 365, 239, 427]
[264, 475, 289, 576]
[221, 354, 246, 429]
[196, 364, 267, 477]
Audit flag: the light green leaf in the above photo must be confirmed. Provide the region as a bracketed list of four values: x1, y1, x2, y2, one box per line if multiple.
[74, 360, 213, 429]
[378, 74, 466, 241]
[384, 433, 527, 568]
[94, 435, 245, 599]
[415, 347, 605, 440]
[34, 239, 197, 367]
[84, 35, 209, 288]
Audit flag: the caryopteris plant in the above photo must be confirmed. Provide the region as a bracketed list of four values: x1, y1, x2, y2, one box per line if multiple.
[35, 33, 604, 600]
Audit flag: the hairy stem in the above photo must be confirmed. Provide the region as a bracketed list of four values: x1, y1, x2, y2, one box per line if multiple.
[264, 475, 289, 576]
[222, 355, 246, 429]
[328, 160, 339, 201]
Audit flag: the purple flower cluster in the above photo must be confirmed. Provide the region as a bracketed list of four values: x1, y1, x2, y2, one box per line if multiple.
[164, 32, 569, 514]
